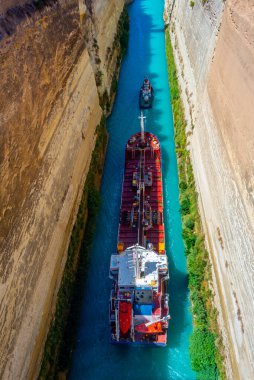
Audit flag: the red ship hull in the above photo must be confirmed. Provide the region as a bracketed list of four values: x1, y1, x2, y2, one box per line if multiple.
[118, 132, 165, 254]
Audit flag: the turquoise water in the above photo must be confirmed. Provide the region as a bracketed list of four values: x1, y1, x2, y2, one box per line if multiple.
[69, 0, 196, 379]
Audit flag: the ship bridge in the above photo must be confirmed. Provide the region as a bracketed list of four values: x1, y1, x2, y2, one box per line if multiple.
[110, 245, 168, 289]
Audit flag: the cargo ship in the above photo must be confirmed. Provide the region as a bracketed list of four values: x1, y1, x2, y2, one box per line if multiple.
[139, 78, 154, 109]
[109, 113, 170, 346]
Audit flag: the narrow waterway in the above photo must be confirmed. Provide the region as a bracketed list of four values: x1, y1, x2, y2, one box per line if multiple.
[70, 0, 196, 378]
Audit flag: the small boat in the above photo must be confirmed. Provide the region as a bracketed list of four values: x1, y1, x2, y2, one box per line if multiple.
[109, 112, 170, 346]
[139, 78, 154, 109]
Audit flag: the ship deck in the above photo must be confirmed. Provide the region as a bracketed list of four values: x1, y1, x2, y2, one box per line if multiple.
[118, 132, 165, 254]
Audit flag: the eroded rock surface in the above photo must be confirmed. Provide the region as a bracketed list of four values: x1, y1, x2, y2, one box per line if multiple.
[0, 0, 125, 378]
[166, 0, 254, 378]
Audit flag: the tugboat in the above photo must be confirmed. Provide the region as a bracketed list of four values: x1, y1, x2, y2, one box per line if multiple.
[109, 113, 170, 346]
[139, 78, 154, 109]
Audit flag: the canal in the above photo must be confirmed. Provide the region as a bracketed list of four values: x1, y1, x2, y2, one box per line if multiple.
[69, 0, 196, 378]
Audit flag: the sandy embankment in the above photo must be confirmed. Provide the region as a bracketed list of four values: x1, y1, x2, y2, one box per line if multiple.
[167, 0, 254, 378]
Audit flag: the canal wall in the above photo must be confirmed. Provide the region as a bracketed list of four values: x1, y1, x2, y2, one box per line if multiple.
[165, 0, 254, 379]
[0, 1, 127, 379]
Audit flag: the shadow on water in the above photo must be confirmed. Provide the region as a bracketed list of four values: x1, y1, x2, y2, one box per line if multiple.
[69, 0, 196, 379]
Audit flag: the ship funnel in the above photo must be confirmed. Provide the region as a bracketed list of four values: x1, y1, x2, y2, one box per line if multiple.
[139, 111, 146, 142]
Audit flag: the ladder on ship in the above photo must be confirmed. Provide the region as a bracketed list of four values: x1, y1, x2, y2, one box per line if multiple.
[131, 308, 135, 342]
[115, 306, 120, 341]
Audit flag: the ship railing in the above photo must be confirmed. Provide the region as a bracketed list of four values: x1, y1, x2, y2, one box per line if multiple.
[115, 298, 132, 302]
[110, 290, 116, 311]
[131, 305, 136, 342]
[115, 305, 120, 342]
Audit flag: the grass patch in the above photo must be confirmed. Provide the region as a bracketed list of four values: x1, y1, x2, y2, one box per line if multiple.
[165, 29, 225, 380]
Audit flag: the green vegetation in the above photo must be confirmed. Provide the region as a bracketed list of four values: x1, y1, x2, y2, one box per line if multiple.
[39, 117, 108, 379]
[100, 89, 111, 114]
[112, 5, 130, 87]
[110, 72, 118, 98]
[190, 1, 195, 8]
[165, 30, 225, 380]
[33, 0, 55, 10]
[117, 5, 130, 58]
[95, 69, 103, 87]
[100, 5, 130, 112]
[108, 4, 129, 65]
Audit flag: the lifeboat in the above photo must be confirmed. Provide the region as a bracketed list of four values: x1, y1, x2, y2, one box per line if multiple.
[119, 302, 132, 334]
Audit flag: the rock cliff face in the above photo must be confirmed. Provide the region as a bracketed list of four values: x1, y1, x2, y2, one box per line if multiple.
[0, 0, 125, 378]
[166, 0, 254, 378]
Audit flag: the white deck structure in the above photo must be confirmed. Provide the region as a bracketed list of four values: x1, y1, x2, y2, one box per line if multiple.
[110, 245, 168, 288]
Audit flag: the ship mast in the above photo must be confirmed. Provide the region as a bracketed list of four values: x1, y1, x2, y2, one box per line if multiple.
[139, 111, 146, 142]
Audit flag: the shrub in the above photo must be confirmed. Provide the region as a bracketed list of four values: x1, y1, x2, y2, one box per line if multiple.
[95, 70, 103, 86]
[110, 73, 118, 97]
[118, 6, 130, 56]
[180, 195, 191, 215]
[184, 216, 195, 231]
[189, 329, 216, 373]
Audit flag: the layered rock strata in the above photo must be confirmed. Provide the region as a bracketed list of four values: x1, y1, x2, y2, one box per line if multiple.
[0, 0, 125, 378]
[166, 0, 254, 378]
